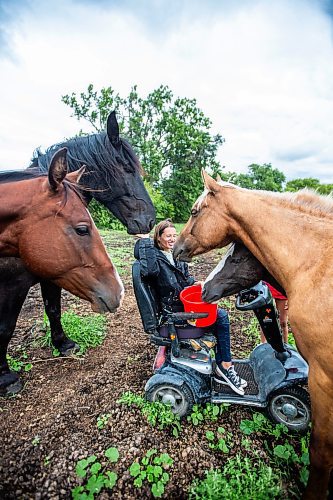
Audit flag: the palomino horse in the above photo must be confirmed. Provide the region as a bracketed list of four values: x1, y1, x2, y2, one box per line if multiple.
[174, 171, 333, 499]
[0, 148, 124, 393]
[0, 111, 155, 393]
[202, 241, 285, 302]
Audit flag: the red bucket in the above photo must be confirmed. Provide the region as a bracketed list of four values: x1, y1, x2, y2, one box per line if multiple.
[180, 285, 217, 327]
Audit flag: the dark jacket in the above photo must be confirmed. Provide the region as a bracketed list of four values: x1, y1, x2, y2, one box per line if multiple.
[134, 238, 195, 317]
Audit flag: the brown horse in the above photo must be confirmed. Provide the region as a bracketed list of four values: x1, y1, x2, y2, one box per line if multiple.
[0, 148, 124, 314]
[174, 171, 333, 499]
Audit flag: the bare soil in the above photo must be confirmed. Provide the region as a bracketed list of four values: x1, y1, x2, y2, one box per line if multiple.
[0, 236, 304, 499]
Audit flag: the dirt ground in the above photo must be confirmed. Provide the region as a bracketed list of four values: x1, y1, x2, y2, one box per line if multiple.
[0, 244, 304, 499]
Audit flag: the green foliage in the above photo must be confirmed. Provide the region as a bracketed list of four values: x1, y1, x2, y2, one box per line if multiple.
[272, 434, 310, 486]
[129, 449, 173, 498]
[242, 316, 261, 344]
[118, 391, 181, 437]
[72, 447, 119, 499]
[206, 427, 233, 453]
[96, 413, 111, 430]
[239, 412, 289, 438]
[6, 350, 33, 373]
[88, 199, 125, 230]
[187, 403, 229, 426]
[189, 454, 282, 499]
[39, 311, 107, 355]
[285, 177, 333, 195]
[143, 180, 175, 220]
[62, 83, 224, 221]
[225, 163, 286, 192]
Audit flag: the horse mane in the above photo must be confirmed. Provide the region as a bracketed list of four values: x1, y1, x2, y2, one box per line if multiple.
[213, 180, 333, 219]
[29, 132, 142, 186]
[0, 169, 84, 207]
[0, 170, 46, 184]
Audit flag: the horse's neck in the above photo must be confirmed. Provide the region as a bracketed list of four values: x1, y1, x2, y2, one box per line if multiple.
[0, 181, 40, 255]
[224, 188, 332, 291]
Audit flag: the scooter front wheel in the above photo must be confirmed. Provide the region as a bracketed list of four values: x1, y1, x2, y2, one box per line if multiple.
[146, 382, 194, 417]
[267, 386, 311, 432]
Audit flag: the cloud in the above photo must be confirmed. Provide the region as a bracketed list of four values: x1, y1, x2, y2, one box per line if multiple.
[0, 0, 332, 183]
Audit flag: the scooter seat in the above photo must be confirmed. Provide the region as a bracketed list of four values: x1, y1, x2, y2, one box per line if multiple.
[158, 325, 210, 339]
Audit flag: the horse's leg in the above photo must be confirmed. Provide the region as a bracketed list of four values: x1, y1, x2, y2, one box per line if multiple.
[40, 280, 79, 355]
[0, 280, 33, 395]
[304, 369, 333, 499]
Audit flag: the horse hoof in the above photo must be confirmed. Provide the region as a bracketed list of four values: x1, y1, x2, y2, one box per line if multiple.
[0, 373, 23, 396]
[59, 342, 80, 357]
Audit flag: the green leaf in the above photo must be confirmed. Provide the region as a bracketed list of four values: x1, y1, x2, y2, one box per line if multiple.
[130, 462, 141, 477]
[90, 462, 102, 474]
[105, 447, 119, 463]
[134, 477, 143, 488]
[104, 471, 117, 489]
[152, 481, 164, 498]
[85, 474, 105, 494]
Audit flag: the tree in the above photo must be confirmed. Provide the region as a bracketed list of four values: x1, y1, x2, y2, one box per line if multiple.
[62, 84, 224, 220]
[286, 177, 333, 195]
[214, 163, 286, 192]
[285, 178, 321, 192]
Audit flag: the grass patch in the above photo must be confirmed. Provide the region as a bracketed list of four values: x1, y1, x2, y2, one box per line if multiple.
[38, 311, 108, 355]
[189, 454, 282, 499]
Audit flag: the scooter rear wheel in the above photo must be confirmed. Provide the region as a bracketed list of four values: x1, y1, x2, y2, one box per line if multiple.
[267, 386, 311, 432]
[146, 382, 194, 417]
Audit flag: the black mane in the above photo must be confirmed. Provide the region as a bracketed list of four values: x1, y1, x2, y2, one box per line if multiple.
[29, 132, 141, 187]
[0, 170, 46, 185]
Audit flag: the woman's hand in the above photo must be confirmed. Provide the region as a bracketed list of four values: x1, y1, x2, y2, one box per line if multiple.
[135, 234, 150, 239]
[194, 281, 204, 287]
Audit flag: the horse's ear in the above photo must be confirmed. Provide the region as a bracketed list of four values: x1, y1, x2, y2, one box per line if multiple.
[216, 173, 222, 183]
[201, 169, 220, 193]
[66, 165, 86, 184]
[48, 148, 68, 191]
[107, 111, 121, 147]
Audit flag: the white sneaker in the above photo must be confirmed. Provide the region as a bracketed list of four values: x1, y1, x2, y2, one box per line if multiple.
[215, 364, 247, 388]
[214, 365, 246, 396]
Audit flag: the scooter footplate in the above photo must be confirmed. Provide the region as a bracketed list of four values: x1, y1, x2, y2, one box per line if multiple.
[213, 362, 258, 396]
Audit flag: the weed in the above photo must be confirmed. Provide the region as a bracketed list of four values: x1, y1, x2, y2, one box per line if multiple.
[129, 449, 173, 498]
[32, 435, 41, 446]
[189, 454, 282, 499]
[272, 434, 310, 486]
[6, 350, 32, 373]
[206, 427, 233, 453]
[96, 413, 111, 430]
[118, 391, 181, 437]
[242, 316, 261, 343]
[72, 447, 119, 499]
[240, 412, 288, 438]
[37, 311, 107, 355]
[187, 403, 229, 426]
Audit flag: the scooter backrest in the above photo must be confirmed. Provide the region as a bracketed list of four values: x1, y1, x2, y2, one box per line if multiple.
[132, 261, 160, 334]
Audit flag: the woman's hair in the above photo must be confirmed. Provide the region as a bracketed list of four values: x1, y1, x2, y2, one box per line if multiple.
[153, 219, 176, 249]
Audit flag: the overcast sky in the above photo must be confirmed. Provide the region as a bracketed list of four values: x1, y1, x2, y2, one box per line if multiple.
[0, 0, 332, 182]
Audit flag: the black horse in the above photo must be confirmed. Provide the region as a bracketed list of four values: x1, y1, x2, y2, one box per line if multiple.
[0, 111, 155, 395]
[202, 241, 286, 302]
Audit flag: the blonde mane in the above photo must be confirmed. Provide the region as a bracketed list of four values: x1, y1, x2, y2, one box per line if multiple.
[196, 180, 333, 219]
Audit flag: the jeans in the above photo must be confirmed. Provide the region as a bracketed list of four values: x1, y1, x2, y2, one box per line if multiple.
[214, 308, 231, 364]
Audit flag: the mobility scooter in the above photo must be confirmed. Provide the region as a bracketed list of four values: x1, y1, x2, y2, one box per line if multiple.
[132, 263, 310, 432]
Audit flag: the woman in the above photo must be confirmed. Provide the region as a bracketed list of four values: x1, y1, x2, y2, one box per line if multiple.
[135, 219, 246, 396]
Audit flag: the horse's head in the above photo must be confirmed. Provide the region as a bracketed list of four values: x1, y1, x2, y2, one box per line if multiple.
[86, 111, 155, 234]
[202, 242, 265, 302]
[173, 170, 233, 261]
[18, 148, 124, 313]
[30, 111, 156, 235]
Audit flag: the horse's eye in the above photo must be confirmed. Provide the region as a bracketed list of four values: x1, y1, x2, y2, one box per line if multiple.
[191, 208, 198, 217]
[75, 225, 90, 236]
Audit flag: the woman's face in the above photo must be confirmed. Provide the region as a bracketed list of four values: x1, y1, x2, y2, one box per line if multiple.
[158, 226, 177, 251]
